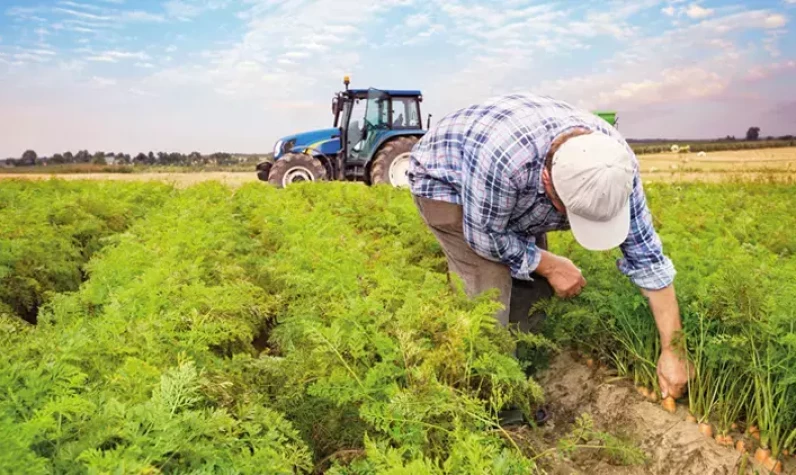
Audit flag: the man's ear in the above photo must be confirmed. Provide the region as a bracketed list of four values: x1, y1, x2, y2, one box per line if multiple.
[542, 167, 552, 190]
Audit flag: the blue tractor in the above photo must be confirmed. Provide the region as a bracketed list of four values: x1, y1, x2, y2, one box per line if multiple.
[256, 76, 427, 188]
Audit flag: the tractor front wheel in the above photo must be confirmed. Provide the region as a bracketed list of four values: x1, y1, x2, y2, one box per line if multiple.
[267, 153, 327, 188]
[370, 136, 419, 188]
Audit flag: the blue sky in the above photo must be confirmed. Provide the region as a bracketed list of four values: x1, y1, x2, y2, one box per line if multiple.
[1, 0, 795, 157]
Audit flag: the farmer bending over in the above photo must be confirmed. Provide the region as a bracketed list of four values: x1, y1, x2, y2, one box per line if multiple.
[407, 93, 690, 408]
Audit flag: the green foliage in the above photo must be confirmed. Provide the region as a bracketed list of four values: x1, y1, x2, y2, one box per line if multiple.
[0, 179, 173, 322]
[1, 181, 545, 473]
[542, 181, 796, 457]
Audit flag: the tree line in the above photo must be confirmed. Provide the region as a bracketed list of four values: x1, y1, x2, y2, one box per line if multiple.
[1, 150, 266, 168]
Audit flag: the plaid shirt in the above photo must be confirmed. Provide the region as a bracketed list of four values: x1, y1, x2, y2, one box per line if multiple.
[407, 93, 676, 290]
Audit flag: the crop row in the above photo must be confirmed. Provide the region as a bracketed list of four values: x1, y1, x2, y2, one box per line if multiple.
[0, 179, 173, 323]
[541, 181, 796, 471]
[1, 181, 545, 473]
[4, 179, 795, 473]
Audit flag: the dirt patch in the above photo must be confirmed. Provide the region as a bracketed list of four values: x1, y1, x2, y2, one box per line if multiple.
[533, 352, 790, 475]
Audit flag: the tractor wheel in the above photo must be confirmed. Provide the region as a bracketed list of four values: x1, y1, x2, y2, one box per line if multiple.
[369, 136, 419, 188]
[267, 153, 327, 188]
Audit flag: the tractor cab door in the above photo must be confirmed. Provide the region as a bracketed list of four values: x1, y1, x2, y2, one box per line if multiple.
[345, 88, 389, 164]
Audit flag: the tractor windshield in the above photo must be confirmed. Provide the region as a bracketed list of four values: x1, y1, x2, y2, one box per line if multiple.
[365, 88, 390, 130]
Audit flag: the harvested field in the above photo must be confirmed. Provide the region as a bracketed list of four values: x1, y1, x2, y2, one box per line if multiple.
[3, 147, 796, 186]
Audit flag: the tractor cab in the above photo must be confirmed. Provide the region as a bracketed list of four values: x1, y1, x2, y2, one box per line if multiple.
[332, 80, 425, 184]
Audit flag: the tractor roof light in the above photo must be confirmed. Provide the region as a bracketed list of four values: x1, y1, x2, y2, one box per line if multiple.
[343, 75, 350, 90]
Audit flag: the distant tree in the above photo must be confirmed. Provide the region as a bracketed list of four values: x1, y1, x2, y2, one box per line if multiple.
[51, 153, 65, 164]
[92, 151, 107, 165]
[63, 151, 74, 163]
[75, 150, 91, 163]
[21, 150, 37, 166]
[746, 127, 760, 141]
[134, 153, 147, 164]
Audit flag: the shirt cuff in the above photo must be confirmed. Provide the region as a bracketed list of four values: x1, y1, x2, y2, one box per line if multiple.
[510, 241, 543, 281]
[617, 256, 677, 290]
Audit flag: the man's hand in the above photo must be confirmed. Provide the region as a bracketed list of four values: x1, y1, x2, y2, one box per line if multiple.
[536, 251, 587, 298]
[643, 284, 694, 399]
[657, 348, 691, 399]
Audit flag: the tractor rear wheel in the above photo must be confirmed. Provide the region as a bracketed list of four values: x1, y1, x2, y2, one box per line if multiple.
[267, 153, 327, 188]
[370, 136, 419, 188]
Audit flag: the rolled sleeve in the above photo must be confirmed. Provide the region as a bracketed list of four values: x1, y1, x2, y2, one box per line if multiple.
[617, 171, 676, 290]
[459, 136, 542, 281]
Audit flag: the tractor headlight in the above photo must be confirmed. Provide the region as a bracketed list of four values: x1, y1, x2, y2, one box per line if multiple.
[273, 140, 283, 156]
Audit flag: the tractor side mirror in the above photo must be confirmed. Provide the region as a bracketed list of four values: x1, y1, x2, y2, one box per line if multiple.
[332, 98, 339, 115]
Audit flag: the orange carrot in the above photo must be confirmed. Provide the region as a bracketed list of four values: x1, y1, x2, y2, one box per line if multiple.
[763, 457, 782, 474]
[585, 358, 595, 368]
[637, 386, 650, 399]
[662, 396, 676, 414]
[686, 414, 697, 424]
[647, 391, 659, 403]
[755, 447, 771, 465]
[731, 422, 738, 431]
[715, 434, 733, 446]
[699, 423, 713, 438]
[735, 440, 747, 453]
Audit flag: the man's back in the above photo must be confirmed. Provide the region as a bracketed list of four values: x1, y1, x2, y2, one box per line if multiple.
[407, 93, 630, 206]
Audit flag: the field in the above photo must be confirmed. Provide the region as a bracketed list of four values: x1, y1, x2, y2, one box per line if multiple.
[1, 167, 795, 473]
[2, 147, 796, 188]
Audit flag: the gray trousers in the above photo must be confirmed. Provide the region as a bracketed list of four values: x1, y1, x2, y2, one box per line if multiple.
[413, 195, 553, 332]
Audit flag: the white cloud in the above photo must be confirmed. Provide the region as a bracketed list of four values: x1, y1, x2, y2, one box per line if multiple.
[123, 11, 166, 22]
[135, 62, 155, 68]
[90, 76, 116, 87]
[54, 8, 112, 21]
[86, 50, 150, 62]
[662, 6, 676, 16]
[129, 87, 157, 97]
[165, 45, 177, 53]
[744, 60, 796, 81]
[686, 4, 714, 19]
[164, 0, 229, 20]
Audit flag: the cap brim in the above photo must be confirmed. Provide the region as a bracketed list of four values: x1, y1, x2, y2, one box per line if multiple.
[568, 199, 631, 251]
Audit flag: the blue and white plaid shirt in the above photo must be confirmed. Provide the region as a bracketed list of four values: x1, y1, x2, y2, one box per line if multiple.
[407, 93, 675, 290]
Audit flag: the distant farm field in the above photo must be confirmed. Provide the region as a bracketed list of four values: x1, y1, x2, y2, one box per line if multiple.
[2, 147, 795, 187]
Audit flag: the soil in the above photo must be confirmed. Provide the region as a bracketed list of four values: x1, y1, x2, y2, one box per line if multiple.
[530, 352, 794, 475]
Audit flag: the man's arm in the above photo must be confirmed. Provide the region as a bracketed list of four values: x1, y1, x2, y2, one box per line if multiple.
[459, 154, 541, 281]
[618, 168, 690, 398]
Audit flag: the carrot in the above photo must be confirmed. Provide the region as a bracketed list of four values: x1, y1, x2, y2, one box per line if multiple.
[686, 414, 697, 424]
[731, 423, 738, 431]
[637, 386, 650, 399]
[662, 396, 676, 414]
[748, 425, 759, 435]
[647, 391, 659, 403]
[585, 358, 595, 368]
[763, 457, 782, 474]
[699, 423, 713, 438]
[715, 434, 733, 446]
[754, 447, 771, 465]
[735, 440, 747, 453]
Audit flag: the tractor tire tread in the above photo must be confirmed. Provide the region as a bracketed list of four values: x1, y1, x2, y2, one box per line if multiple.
[370, 136, 419, 186]
[267, 153, 327, 188]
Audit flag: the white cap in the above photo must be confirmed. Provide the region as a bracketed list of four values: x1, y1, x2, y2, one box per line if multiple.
[551, 132, 634, 251]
